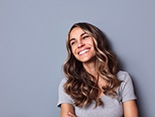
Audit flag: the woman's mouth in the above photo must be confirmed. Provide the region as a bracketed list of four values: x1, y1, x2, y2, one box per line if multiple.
[78, 49, 90, 55]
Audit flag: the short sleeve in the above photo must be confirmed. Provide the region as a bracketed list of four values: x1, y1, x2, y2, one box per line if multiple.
[117, 71, 137, 102]
[57, 78, 73, 107]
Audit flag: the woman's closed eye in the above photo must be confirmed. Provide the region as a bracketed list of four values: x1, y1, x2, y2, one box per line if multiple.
[70, 41, 76, 46]
[82, 35, 90, 39]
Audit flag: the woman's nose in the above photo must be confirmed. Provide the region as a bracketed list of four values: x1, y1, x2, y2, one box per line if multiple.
[77, 40, 84, 48]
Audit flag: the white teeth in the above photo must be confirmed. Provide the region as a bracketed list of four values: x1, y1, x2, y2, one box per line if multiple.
[79, 49, 89, 55]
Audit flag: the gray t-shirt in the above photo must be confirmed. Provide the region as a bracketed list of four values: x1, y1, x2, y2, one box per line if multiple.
[57, 71, 137, 117]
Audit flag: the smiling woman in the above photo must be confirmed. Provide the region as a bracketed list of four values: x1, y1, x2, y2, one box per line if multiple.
[69, 27, 95, 63]
[57, 22, 138, 117]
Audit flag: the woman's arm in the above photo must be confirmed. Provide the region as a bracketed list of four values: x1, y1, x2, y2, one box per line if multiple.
[123, 100, 138, 117]
[60, 103, 76, 117]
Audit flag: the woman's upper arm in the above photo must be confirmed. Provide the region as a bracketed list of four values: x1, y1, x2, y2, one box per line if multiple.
[60, 103, 75, 117]
[123, 100, 138, 117]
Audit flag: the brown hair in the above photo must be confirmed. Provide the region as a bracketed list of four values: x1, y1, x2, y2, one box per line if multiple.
[63, 22, 121, 107]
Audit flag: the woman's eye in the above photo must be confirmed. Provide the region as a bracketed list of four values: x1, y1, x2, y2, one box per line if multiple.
[70, 41, 75, 45]
[83, 35, 89, 39]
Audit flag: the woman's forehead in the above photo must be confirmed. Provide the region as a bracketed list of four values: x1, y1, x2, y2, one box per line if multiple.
[69, 27, 86, 39]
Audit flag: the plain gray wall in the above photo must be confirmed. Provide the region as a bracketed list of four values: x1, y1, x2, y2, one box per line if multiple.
[0, 0, 155, 117]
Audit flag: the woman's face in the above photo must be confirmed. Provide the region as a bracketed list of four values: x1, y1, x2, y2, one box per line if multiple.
[69, 27, 96, 63]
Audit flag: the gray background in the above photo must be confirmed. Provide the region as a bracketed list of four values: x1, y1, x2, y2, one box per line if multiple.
[0, 0, 155, 117]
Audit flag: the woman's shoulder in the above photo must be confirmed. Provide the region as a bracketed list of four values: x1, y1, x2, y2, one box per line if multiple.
[60, 77, 67, 83]
[117, 70, 132, 82]
[59, 78, 67, 87]
[117, 71, 137, 102]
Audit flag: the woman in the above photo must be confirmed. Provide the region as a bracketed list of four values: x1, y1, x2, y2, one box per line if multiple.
[57, 22, 138, 117]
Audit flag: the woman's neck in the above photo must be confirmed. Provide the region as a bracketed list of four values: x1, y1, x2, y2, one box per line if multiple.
[83, 60, 98, 77]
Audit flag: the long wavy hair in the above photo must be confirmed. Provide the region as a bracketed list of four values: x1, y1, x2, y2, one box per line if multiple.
[63, 22, 121, 108]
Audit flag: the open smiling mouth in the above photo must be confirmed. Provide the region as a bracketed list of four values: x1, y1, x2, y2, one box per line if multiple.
[78, 49, 90, 55]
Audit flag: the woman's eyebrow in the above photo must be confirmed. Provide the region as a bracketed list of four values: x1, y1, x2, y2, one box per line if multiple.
[80, 32, 87, 37]
[69, 32, 87, 42]
[69, 38, 75, 43]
